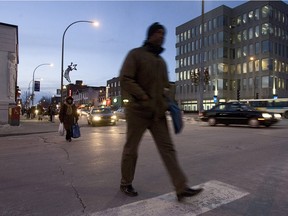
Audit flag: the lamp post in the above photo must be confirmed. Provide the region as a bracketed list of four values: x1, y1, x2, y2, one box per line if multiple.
[60, 20, 99, 106]
[32, 63, 53, 106]
[198, 0, 204, 112]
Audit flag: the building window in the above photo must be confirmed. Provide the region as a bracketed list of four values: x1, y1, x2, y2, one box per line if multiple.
[255, 42, 260, 54]
[213, 18, 217, 29]
[243, 62, 247, 74]
[249, 78, 253, 88]
[262, 40, 269, 53]
[262, 5, 271, 18]
[237, 48, 241, 58]
[255, 60, 260, 72]
[243, 46, 247, 57]
[230, 48, 235, 59]
[255, 25, 259, 37]
[255, 8, 260, 20]
[243, 29, 247, 40]
[237, 31, 242, 42]
[208, 20, 212, 31]
[249, 27, 253, 39]
[237, 16, 242, 26]
[218, 31, 224, 43]
[230, 65, 236, 74]
[249, 44, 254, 55]
[248, 10, 254, 21]
[243, 78, 247, 90]
[261, 58, 269, 71]
[176, 34, 180, 43]
[249, 60, 254, 72]
[187, 30, 191, 39]
[262, 76, 269, 88]
[218, 63, 228, 74]
[243, 13, 247, 24]
[218, 48, 223, 58]
[237, 64, 241, 74]
[262, 23, 269, 35]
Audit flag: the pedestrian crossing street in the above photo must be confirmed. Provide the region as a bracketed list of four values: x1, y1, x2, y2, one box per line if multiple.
[91, 180, 249, 216]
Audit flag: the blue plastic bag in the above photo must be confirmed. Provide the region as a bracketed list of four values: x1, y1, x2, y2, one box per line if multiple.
[168, 100, 183, 134]
[72, 123, 81, 138]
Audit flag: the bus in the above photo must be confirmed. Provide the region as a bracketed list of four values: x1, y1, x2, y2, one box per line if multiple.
[238, 98, 288, 119]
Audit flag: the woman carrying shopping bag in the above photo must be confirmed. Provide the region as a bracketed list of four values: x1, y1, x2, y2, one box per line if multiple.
[59, 96, 78, 142]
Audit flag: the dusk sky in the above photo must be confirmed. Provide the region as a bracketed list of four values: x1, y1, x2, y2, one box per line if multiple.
[0, 1, 245, 100]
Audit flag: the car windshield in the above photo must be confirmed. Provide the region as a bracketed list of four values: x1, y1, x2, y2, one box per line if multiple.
[91, 108, 112, 114]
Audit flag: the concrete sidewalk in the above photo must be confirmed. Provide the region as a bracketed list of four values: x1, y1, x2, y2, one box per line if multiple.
[0, 115, 59, 137]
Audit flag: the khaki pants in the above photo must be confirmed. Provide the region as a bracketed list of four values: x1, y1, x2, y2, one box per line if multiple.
[121, 112, 187, 193]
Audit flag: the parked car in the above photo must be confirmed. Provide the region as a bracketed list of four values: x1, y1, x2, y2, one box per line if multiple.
[87, 107, 117, 126]
[199, 101, 282, 127]
[114, 107, 126, 120]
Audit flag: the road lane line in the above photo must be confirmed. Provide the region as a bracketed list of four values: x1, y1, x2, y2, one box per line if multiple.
[91, 180, 249, 216]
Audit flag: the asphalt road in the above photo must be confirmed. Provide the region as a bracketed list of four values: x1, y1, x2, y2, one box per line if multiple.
[0, 116, 288, 216]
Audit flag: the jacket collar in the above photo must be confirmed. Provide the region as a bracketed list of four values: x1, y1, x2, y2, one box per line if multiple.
[143, 41, 164, 56]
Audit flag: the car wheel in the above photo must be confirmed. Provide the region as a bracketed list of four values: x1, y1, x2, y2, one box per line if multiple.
[284, 111, 288, 119]
[265, 124, 271, 127]
[248, 118, 259, 127]
[208, 118, 216, 126]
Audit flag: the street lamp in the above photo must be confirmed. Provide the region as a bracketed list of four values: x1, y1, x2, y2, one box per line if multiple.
[60, 20, 100, 106]
[32, 63, 53, 106]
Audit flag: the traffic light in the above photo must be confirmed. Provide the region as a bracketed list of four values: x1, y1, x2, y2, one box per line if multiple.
[195, 70, 200, 85]
[190, 71, 195, 84]
[204, 68, 210, 85]
[237, 89, 240, 100]
[15, 85, 21, 100]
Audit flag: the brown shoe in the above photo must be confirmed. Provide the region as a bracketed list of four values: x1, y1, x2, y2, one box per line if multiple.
[120, 185, 138, 197]
[177, 188, 203, 201]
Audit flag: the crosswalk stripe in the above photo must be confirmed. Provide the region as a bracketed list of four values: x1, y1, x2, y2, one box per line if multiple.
[91, 180, 249, 216]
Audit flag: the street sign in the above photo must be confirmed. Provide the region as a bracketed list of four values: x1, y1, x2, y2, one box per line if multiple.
[34, 81, 40, 92]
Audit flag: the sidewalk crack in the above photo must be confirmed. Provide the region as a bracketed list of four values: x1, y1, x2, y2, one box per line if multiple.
[60, 147, 70, 160]
[71, 183, 87, 213]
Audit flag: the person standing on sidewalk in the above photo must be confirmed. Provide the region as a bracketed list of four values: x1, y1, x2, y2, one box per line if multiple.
[59, 96, 78, 142]
[119, 22, 203, 201]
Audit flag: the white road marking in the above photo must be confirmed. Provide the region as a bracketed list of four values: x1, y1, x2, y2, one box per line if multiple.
[91, 180, 249, 216]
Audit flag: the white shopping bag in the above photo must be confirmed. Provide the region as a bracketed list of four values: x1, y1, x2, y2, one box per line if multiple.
[58, 123, 65, 136]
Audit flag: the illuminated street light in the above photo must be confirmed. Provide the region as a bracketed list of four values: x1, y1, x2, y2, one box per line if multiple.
[32, 63, 53, 106]
[60, 20, 100, 106]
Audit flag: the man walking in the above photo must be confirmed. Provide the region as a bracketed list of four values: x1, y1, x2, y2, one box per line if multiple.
[119, 22, 203, 201]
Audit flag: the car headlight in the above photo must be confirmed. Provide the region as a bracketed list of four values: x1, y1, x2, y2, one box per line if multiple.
[262, 113, 272, 119]
[93, 116, 101, 121]
[111, 115, 117, 120]
[274, 113, 282, 119]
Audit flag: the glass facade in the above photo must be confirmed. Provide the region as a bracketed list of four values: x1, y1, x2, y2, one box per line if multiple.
[175, 1, 288, 111]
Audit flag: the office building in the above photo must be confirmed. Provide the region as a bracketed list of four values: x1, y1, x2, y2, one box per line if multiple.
[175, 0, 288, 111]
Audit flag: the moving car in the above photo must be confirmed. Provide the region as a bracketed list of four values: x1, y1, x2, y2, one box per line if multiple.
[114, 107, 126, 120]
[199, 101, 281, 127]
[87, 107, 117, 126]
[77, 108, 90, 116]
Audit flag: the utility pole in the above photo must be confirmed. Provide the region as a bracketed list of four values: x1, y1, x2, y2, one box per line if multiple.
[198, 0, 204, 112]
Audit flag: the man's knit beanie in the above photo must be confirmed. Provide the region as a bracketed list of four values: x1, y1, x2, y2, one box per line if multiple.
[147, 22, 165, 39]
